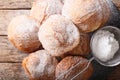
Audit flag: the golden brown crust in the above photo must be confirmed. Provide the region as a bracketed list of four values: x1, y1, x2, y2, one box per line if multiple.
[68, 33, 90, 56]
[8, 15, 41, 53]
[38, 15, 80, 56]
[22, 57, 33, 80]
[56, 56, 93, 80]
[98, 0, 110, 26]
[30, 0, 63, 25]
[22, 50, 58, 80]
[62, 0, 110, 33]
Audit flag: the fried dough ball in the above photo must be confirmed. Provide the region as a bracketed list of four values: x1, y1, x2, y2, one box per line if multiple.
[38, 15, 80, 56]
[56, 56, 93, 80]
[8, 15, 41, 53]
[30, 0, 63, 24]
[62, 0, 110, 33]
[22, 50, 58, 80]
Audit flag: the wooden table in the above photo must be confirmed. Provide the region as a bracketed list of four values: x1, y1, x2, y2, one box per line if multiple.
[0, 0, 120, 80]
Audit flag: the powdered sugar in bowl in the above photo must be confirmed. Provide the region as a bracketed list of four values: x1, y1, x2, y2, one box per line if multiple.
[91, 26, 120, 67]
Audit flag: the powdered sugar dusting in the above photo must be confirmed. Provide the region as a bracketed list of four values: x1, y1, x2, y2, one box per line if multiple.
[30, 0, 63, 24]
[8, 15, 41, 52]
[23, 50, 58, 79]
[38, 15, 80, 56]
[62, 0, 109, 32]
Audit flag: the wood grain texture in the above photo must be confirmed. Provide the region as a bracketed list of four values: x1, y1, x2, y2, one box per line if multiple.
[0, 10, 30, 35]
[0, 0, 119, 9]
[0, 0, 120, 80]
[0, 1, 119, 36]
[0, 0, 33, 9]
[0, 63, 29, 80]
[0, 36, 28, 63]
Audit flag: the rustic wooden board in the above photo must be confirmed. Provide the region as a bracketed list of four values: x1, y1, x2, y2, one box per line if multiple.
[0, 1, 119, 36]
[0, 59, 120, 80]
[0, 63, 29, 80]
[0, 0, 120, 80]
[0, 10, 30, 35]
[0, 0, 119, 9]
[0, 0, 33, 9]
[0, 36, 28, 63]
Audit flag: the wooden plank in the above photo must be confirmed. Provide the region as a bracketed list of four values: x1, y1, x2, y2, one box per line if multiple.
[0, 10, 30, 35]
[0, 1, 119, 35]
[112, 0, 120, 8]
[0, 0, 118, 9]
[0, 36, 28, 63]
[0, 63, 29, 80]
[0, 0, 33, 9]
[0, 63, 120, 80]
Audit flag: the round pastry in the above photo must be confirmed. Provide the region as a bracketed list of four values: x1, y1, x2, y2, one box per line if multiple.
[62, 0, 110, 33]
[56, 56, 93, 80]
[68, 33, 90, 56]
[38, 15, 80, 56]
[22, 50, 58, 80]
[30, 0, 63, 25]
[8, 15, 41, 53]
